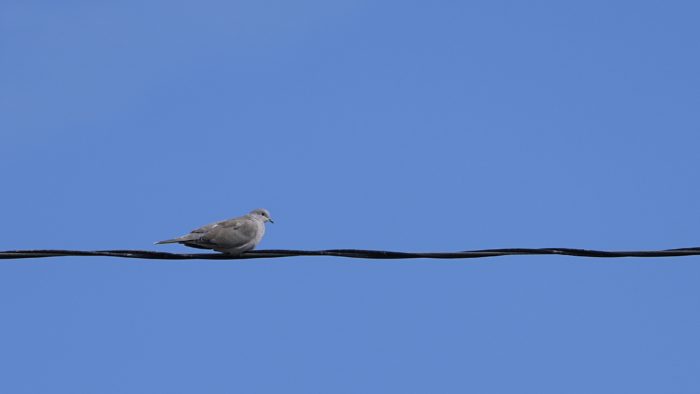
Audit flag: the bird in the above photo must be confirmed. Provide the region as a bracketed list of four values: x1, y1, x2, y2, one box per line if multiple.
[155, 208, 274, 254]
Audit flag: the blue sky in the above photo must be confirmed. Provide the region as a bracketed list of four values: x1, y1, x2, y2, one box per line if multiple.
[2, 0, 699, 392]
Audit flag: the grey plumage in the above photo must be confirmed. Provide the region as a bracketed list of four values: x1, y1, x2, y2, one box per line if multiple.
[156, 208, 273, 254]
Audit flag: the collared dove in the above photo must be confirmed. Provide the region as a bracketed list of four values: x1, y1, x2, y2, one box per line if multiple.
[155, 208, 273, 254]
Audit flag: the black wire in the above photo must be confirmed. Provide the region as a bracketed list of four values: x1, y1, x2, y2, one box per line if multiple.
[1, 247, 700, 260]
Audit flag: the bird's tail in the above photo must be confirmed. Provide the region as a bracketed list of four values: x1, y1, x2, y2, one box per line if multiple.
[154, 238, 180, 245]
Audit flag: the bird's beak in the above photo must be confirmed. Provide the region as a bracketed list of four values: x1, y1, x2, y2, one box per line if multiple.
[269, 218, 275, 224]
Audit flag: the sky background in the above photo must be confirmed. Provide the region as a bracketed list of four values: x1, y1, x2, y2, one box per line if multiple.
[2, 0, 700, 392]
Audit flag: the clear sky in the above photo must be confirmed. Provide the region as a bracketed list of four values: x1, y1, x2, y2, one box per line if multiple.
[2, 0, 699, 393]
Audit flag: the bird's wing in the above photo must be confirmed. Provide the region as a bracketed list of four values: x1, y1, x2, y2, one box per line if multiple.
[181, 217, 257, 249]
[190, 218, 235, 234]
[205, 217, 258, 247]
[157, 218, 235, 244]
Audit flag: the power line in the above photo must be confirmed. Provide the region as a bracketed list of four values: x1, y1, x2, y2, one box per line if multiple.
[1, 247, 700, 260]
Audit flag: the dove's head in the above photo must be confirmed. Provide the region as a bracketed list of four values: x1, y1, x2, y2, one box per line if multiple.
[250, 208, 274, 224]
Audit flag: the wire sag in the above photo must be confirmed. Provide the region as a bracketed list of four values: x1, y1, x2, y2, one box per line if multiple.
[1, 247, 700, 260]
